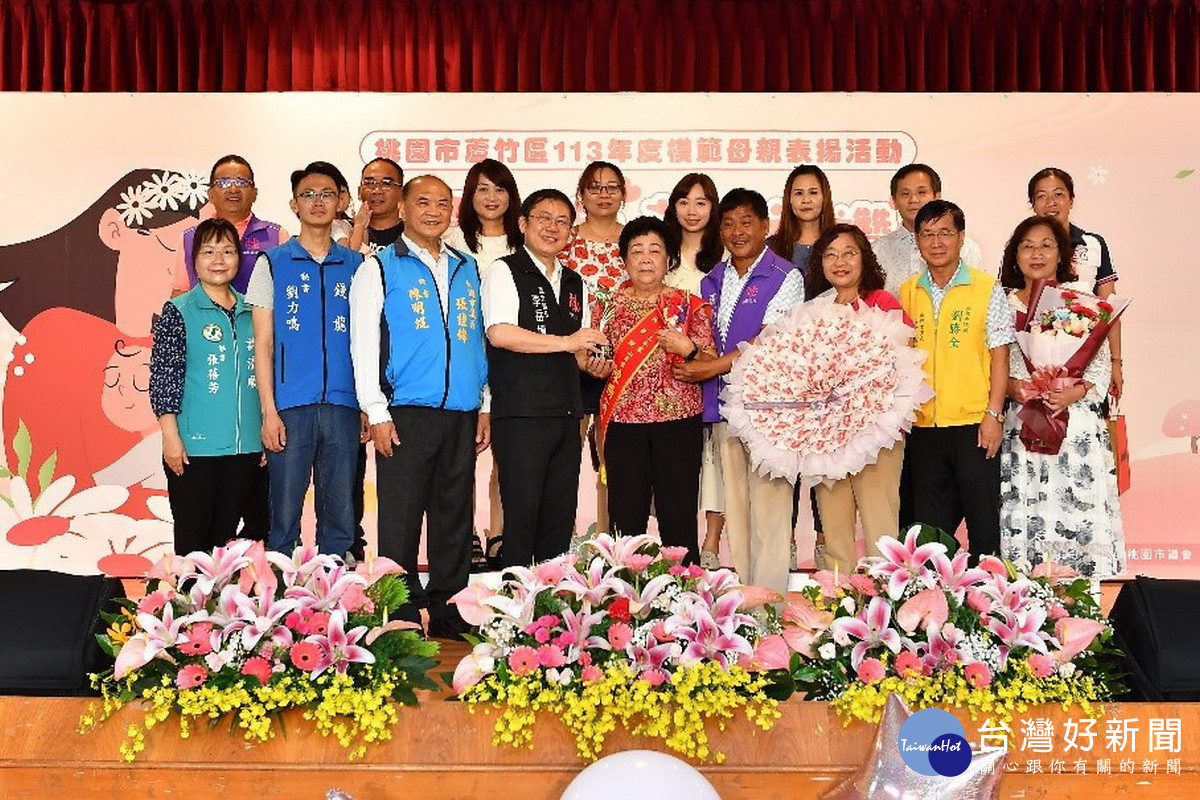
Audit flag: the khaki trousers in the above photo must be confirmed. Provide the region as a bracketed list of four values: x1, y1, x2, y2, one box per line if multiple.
[814, 438, 906, 574]
[716, 422, 795, 596]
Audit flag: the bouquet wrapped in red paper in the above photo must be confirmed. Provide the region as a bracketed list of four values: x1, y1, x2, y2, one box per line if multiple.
[1013, 280, 1130, 454]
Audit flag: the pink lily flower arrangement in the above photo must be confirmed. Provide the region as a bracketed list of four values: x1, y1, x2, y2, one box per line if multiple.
[88, 540, 440, 760]
[766, 525, 1123, 722]
[447, 532, 763, 694]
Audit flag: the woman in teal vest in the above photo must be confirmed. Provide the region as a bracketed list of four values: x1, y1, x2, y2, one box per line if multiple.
[150, 218, 263, 555]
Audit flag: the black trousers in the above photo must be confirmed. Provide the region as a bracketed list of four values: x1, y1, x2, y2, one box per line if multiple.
[492, 416, 582, 568]
[237, 460, 270, 541]
[167, 453, 263, 556]
[604, 415, 703, 564]
[907, 424, 1001, 558]
[375, 406, 477, 629]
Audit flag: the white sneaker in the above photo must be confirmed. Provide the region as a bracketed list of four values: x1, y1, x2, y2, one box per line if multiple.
[813, 544, 827, 570]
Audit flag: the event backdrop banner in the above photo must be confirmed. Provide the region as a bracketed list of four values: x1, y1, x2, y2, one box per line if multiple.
[0, 92, 1193, 578]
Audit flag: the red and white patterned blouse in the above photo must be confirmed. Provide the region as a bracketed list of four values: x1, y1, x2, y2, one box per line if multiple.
[594, 288, 716, 424]
[560, 236, 626, 300]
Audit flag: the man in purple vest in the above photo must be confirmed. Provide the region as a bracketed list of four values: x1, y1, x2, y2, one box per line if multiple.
[674, 189, 805, 598]
[173, 154, 289, 296]
[172, 154, 288, 541]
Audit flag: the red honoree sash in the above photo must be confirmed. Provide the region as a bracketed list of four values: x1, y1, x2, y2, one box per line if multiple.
[597, 288, 703, 442]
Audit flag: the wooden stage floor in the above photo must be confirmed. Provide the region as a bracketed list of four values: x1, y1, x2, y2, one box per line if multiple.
[3, 580, 1182, 800]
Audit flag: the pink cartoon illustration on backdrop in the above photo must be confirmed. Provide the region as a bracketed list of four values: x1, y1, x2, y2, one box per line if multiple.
[0, 169, 206, 575]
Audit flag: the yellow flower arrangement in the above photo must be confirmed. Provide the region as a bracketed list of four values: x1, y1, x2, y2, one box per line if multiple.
[79, 667, 407, 762]
[830, 658, 1105, 726]
[461, 662, 779, 762]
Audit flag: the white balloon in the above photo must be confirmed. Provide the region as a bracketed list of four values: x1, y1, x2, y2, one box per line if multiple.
[561, 750, 722, 800]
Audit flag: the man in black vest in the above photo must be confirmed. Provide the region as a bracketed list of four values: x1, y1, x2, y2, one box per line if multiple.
[482, 189, 611, 568]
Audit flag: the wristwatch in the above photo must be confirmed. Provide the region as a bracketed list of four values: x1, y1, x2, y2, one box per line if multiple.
[984, 408, 1004, 421]
[684, 342, 700, 361]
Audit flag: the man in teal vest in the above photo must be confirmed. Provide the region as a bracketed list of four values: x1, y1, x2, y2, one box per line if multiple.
[350, 175, 489, 638]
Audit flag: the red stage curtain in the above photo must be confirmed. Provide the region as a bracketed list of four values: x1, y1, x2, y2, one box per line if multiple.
[0, 0, 1197, 92]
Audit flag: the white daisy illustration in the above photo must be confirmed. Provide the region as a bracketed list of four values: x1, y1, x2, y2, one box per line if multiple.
[1088, 165, 1109, 185]
[0, 475, 129, 548]
[116, 185, 156, 226]
[145, 171, 186, 211]
[177, 172, 209, 209]
[40, 512, 171, 577]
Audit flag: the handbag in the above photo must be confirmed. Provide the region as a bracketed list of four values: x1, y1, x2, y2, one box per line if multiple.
[1107, 397, 1131, 494]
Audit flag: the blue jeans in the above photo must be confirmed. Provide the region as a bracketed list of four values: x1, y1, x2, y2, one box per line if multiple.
[266, 403, 360, 556]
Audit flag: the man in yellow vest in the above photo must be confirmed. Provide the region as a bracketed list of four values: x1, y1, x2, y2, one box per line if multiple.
[898, 200, 1014, 559]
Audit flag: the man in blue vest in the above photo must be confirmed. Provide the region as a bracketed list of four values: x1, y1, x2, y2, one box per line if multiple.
[350, 175, 490, 638]
[245, 163, 364, 557]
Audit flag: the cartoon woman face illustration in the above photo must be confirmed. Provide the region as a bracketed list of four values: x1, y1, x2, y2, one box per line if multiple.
[101, 339, 156, 436]
[0, 168, 205, 335]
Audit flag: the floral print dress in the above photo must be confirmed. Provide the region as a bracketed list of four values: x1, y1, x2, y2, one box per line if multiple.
[999, 291, 1126, 579]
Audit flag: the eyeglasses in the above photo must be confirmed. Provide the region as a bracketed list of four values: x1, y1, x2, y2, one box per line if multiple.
[530, 212, 572, 229]
[213, 177, 254, 189]
[296, 190, 338, 202]
[821, 248, 860, 264]
[197, 247, 239, 259]
[917, 230, 960, 242]
[361, 177, 400, 189]
[585, 183, 623, 196]
[1018, 241, 1059, 254]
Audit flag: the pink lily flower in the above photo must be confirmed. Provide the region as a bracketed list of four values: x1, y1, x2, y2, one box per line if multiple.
[224, 584, 301, 651]
[583, 532, 658, 569]
[829, 596, 902, 669]
[920, 623, 965, 671]
[675, 607, 752, 667]
[985, 606, 1052, 656]
[114, 601, 186, 679]
[186, 540, 257, 600]
[931, 551, 989, 603]
[307, 610, 374, 676]
[629, 640, 680, 673]
[866, 527, 946, 601]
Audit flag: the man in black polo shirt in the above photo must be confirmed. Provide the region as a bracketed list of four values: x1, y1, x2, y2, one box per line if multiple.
[482, 189, 611, 568]
[349, 157, 406, 255]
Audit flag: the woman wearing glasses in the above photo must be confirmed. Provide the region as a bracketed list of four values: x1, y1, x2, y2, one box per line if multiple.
[560, 161, 628, 537]
[805, 224, 909, 573]
[998, 216, 1125, 580]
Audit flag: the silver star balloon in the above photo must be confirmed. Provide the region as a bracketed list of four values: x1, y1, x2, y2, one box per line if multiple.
[326, 791, 355, 800]
[822, 694, 1007, 800]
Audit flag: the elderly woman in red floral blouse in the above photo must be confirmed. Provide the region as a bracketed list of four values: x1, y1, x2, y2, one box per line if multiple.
[592, 216, 717, 564]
